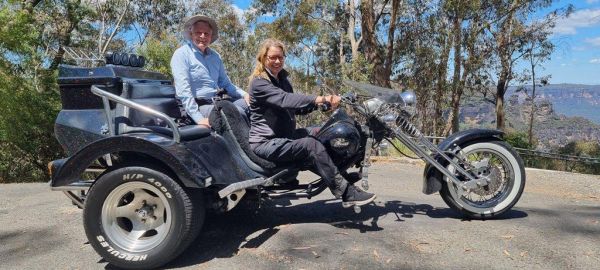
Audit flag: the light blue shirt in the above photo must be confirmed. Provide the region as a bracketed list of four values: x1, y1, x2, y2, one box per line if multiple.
[170, 40, 247, 123]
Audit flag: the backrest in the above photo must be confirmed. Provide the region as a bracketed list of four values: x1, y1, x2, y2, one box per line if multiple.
[209, 100, 276, 169]
[116, 81, 183, 128]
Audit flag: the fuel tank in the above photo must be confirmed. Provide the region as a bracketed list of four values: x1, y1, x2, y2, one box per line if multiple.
[315, 109, 361, 165]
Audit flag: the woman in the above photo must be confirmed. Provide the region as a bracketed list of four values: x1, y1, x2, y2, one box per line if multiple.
[247, 39, 376, 207]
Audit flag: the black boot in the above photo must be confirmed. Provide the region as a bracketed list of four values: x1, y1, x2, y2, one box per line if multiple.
[342, 185, 376, 208]
[341, 171, 362, 185]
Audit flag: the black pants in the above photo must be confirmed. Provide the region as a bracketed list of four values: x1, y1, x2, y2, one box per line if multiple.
[252, 133, 348, 198]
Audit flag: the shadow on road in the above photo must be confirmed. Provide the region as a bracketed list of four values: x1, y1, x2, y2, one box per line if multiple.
[156, 198, 528, 269]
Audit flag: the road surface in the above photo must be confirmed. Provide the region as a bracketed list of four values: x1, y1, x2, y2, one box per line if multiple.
[0, 161, 599, 269]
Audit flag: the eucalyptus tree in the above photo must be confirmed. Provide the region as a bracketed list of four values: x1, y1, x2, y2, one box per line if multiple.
[482, 0, 569, 131]
[518, 10, 566, 146]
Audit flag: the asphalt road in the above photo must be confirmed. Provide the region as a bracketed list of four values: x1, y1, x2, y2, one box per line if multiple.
[1, 161, 599, 269]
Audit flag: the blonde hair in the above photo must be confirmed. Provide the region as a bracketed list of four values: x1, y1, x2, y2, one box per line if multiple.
[248, 38, 286, 89]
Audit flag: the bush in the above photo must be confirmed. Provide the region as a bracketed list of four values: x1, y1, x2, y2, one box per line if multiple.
[504, 131, 533, 149]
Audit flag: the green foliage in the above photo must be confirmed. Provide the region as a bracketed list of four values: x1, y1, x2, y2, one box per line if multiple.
[137, 33, 179, 77]
[521, 140, 600, 175]
[0, 0, 580, 181]
[504, 131, 533, 149]
[558, 141, 600, 157]
[385, 138, 417, 158]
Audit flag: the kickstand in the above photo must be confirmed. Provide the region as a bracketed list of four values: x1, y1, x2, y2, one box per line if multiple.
[256, 186, 263, 210]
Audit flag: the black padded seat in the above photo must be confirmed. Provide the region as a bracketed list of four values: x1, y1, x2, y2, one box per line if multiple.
[121, 125, 211, 141]
[209, 100, 277, 171]
[125, 82, 182, 126]
[148, 125, 211, 141]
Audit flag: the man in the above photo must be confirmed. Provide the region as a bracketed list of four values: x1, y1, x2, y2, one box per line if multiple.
[170, 14, 249, 127]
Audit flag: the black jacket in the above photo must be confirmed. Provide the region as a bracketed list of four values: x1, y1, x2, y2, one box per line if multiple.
[248, 69, 317, 144]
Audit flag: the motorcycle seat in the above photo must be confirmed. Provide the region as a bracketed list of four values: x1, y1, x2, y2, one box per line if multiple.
[120, 125, 211, 141]
[113, 81, 213, 141]
[119, 81, 184, 127]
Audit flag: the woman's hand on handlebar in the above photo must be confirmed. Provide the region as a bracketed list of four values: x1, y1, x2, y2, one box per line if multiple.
[315, 95, 341, 110]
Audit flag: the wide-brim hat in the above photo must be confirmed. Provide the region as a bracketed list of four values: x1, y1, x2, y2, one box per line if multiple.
[182, 14, 219, 43]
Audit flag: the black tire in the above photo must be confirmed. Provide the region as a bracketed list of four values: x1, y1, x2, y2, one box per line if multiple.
[83, 166, 204, 269]
[440, 140, 526, 219]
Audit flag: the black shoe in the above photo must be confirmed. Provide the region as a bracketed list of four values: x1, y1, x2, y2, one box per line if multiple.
[342, 186, 376, 208]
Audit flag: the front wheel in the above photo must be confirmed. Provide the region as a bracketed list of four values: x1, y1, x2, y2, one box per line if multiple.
[440, 140, 526, 219]
[83, 166, 204, 269]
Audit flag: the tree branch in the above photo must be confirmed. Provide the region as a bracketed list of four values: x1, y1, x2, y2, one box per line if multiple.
[101, 1, 129, 55]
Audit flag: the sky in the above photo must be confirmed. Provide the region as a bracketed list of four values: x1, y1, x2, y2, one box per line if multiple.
[231, 0, 600, 85]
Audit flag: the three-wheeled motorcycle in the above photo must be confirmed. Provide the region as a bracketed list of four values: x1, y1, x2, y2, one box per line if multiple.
[49, 55, 525, 269]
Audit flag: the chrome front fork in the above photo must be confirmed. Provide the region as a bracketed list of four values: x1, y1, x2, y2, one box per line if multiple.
[359, 136, 373, 190]
[391, 126, 488, 197]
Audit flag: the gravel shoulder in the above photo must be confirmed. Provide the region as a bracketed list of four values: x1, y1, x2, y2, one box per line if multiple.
[0, 162, 598, 269]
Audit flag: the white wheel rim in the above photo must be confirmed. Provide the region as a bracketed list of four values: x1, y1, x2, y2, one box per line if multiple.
[101, 181, 172, 252]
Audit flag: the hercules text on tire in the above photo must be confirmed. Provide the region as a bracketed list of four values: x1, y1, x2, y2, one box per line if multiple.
[83, 166, 204, 269]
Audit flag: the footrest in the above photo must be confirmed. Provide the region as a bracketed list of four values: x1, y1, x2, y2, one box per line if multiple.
[218, 177, 266, 198]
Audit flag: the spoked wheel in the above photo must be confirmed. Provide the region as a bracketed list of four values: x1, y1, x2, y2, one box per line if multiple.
[440, 141, 526, 219]
[84, 166, 204, 269]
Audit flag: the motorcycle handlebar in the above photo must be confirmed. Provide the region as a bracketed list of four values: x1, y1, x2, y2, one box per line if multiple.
[317, 102, 332, 112]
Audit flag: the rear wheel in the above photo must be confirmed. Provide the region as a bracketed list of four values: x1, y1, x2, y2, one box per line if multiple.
[440, 141, 525, 219]
[83, 166, 204, 269]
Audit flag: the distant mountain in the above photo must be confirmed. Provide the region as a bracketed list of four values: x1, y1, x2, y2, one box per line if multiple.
[507, 84, 600, 125]
[459, 84, 600, 150]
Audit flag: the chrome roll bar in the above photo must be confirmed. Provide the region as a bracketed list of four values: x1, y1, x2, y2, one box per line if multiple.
[91, 85, 181, 143]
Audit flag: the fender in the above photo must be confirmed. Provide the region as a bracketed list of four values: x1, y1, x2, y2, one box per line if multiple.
[422, 129, 504, 195]
[50, 134, 210, 189]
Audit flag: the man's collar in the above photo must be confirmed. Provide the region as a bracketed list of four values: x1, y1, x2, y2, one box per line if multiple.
[187, 40, 211, 55]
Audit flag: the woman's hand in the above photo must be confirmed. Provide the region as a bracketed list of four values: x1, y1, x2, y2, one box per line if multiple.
[197, 118, 211, 128]
[244, 93, 250, 105]
[316, 95, 341, 109]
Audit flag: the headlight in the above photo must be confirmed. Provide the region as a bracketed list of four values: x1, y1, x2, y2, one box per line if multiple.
[400, 91, 416, 107]
[363, 98, 384, 114]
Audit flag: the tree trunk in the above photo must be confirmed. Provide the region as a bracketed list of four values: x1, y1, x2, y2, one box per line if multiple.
[339, 28, 345, 67]
[496, 76, 507, 131]
[360, 0, 390, 87]
[443, 15, 463, 136]
[383, 0, 400, 80]
[528, 54, 536, 147]
[347, 0, 361, 61]
[494, 1, 517, 131]
[49, 1, 82, 70]
[433, 19, 451, 137]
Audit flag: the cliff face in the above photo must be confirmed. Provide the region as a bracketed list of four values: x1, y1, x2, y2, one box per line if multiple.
[458, 85, 600, 150]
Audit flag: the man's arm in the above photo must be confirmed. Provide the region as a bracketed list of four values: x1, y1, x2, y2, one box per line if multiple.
[170, 49, 205, 124]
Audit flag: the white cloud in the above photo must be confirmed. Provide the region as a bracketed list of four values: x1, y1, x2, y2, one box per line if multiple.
[590, 58, 600, 64]
[231, 4, 245, 19]
[553, 8, 600, 35]
[587, 0, 599, 4]
[585, 36, 600, 46]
